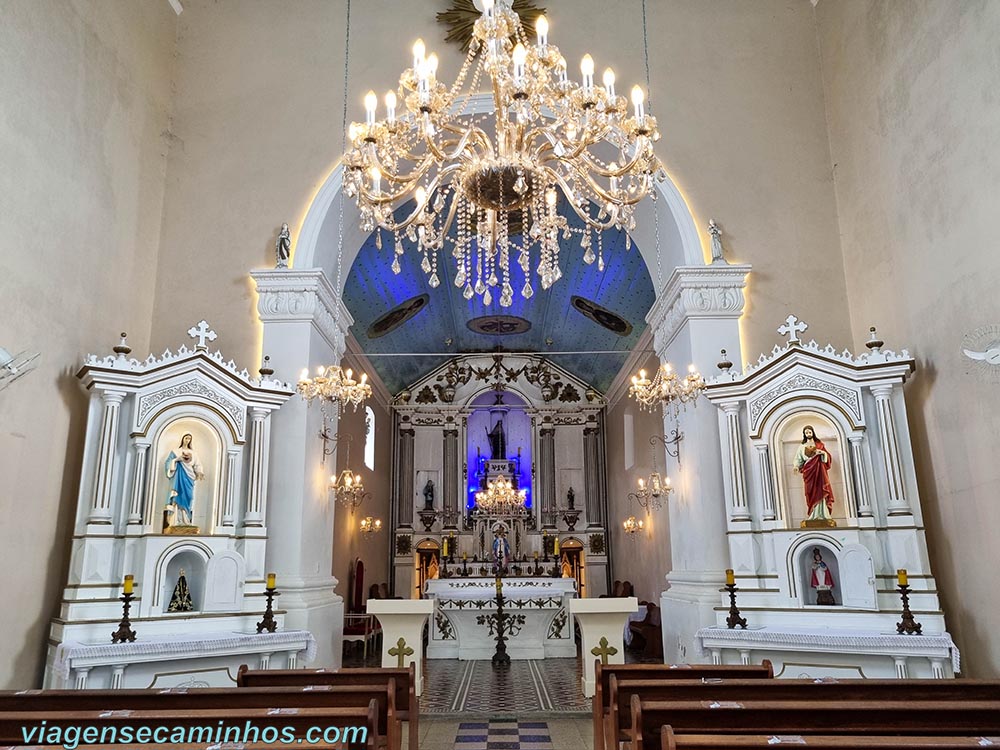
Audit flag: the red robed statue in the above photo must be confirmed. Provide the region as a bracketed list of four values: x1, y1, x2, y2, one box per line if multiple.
[794, 425, 835, 524]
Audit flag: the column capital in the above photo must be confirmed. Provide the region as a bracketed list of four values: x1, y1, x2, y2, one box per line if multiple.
[100, 389, 128, 405]
[721, 401, 742, 415]
[646, 264, 751, 357]
[251, 269, 353, 361]
[870, 383, 894, 399]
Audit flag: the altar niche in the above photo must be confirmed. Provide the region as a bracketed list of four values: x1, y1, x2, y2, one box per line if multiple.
[414, 539, 441, 597]
[774, 412, 849, 528]
[466, 391, 532, 508]
[150, 417, 223, 534]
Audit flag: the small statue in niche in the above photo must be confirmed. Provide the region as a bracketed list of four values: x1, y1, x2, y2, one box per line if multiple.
[794, 425, 836, 527]
[492, 527, 511, 574]
[809, 548, 837, 606]
[165, 433, 204, 531]
[168, 568, 194, 612]
[486, 419, 507, 460]
[423, 479, 435, 510]
[566, 487, 576, 510]
[275, 223, 291, 268]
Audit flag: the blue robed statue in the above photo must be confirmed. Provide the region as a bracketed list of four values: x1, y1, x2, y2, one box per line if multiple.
[492, 528, 511, 574]
[165, 433, 204, 527]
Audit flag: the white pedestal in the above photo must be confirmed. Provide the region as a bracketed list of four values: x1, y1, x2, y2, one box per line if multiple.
[44, 630, 316, 689]
[570, 597, 638, 698]
[368, 599, 434, 696]
[695, 626, 960, 679]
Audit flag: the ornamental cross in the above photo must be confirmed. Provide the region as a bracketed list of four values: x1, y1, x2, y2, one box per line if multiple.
[187, 320, 218, 350]
[590, 636, 618, 665]
[777, 315, 808, 345]
[388, 637, 414, 668]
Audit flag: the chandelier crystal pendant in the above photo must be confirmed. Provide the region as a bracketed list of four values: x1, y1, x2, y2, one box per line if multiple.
[628, 362, 706, 416]
[343, 0, 664, 306]
[474, 475, 528, 516]
[297, 366, 373, 415]
[330, 465, 370, 512]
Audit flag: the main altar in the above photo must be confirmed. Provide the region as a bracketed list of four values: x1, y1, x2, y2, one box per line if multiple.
[426, 577, 577, 660]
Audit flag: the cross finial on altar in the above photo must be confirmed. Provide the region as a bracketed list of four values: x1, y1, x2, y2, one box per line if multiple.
[590, 636, 619, 665]
[187, 320, 217, 350]
[777, 315, 808, 346]
[388, 637, 414, 668]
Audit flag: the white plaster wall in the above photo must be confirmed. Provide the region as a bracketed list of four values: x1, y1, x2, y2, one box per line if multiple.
[0, 0, 177, 688]
[816, 0, 1000, 676]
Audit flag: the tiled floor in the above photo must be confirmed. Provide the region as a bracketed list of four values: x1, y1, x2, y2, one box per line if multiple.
[410, 717, 593, 750]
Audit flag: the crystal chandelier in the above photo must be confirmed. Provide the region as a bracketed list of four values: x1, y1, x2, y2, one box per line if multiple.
[628, 362, 705, 415]
[343, 0, 664, 306]
[297, 366, 372, 414]
[330, 465, 369, 512]
[628, 472, 672, 512]
[474, 475, 528, 516]
[622, 515, 644, 537]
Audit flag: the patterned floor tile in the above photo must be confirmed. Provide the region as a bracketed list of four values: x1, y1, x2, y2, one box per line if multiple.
[453, 719, 554, 750]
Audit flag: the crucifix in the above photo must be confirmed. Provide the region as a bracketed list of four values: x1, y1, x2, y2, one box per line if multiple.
[187, 320, 218, 350]
[590, 636, 618, 665]
[777, 314, 808, 345]
[388, 637, 414, 668]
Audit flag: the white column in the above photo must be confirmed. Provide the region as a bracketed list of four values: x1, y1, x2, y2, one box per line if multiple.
[244, 407, 271, 527]
[893, 656, 909, 678]
[722, 403, 750, 522]
[127, 440, 151, 525]
[222, 447, 240, 527]
[872, 385, 911, 516]
[73, 668, 91, 689]
[755, 444, 776, 521]
[252, 268, 349, 670]
[849, 436, 873, 517]
[710, 649, 722, 665]
[738, 649, 751, 665]
[110, 665, 126, 689]
[930, 658, 946, 679]
[88, 390, 126, 525]
[258, 652, 272, 670]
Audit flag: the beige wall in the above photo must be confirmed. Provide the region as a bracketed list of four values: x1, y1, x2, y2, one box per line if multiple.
[605, 354, 673, 604]
[329, 384, 393, 612]
[0, 0, 177, 689]
[816, 0, 1000, 677]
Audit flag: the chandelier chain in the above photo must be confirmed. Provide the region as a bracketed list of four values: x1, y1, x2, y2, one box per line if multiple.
[335, 0, 353, 330]
[640, 0, 663, 291]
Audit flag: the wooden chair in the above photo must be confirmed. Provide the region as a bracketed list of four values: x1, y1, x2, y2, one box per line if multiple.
[661, 727, 999, 750]
[344, 613, 377, 659]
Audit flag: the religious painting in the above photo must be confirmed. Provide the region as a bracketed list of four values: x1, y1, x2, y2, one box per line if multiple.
[150, 418, 221, 535]
[366, 294, 429, 339]
[570, 295, 634, 336]
[775, 413, 848, 529]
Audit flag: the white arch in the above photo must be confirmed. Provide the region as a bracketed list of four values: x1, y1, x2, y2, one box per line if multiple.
[292, 93, 704, 295]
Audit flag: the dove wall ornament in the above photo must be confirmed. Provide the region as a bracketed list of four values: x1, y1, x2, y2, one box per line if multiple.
[962, 324, 1000, 382]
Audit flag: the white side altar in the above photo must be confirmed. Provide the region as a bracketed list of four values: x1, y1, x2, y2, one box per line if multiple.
[570, 597, 637, 698]
[426, 577, 577, 660]
[368, 599, 434, 697]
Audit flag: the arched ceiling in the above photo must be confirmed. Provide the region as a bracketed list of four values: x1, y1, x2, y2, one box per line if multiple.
[342, 210, 655, 395]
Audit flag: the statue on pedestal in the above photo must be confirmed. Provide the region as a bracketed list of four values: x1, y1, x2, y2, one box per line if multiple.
[275, 223, 291, 268]
[486, 419, 506, 460]
[165, 434, 204, 532]
[794, 425, 835, 527]
[168, 568, 194, 612]
[423, 479, 436, 510]
[810, 548, 836, 605]
[492, 528, 510, 574]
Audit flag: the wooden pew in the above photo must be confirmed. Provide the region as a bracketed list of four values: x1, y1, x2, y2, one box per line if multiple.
[1, 702, 379, 749]
[630, 697, 1000, 750]
[1, 683, 397, 750]
[593, 662, 774, 750]
[660, 727, 1000, 750]
[607, 677, 1000, 750]
[237, 664, 418, 750]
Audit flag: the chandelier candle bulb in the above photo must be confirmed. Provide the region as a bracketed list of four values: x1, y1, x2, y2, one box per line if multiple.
[364, 90, 378, 125]
[557, 55, 568, 83]
[412, 38, 425, 70]
[512, 43, 527, 81]
[631, 85, 645, 119]
[581, 54, 595, 90]
[385, 91, 397, 122]
[897, 569, 908, 587]
[483, 0, 494, 18]
[266, 573, 276, 590]
[725, 569, 736, 586]
[122, 575, 134, 595]
[603, 68, 616, 98]
[535, 15, 549, 47]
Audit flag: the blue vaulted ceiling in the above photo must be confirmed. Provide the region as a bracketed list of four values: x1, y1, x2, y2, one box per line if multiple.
[342, 207, 656, 395]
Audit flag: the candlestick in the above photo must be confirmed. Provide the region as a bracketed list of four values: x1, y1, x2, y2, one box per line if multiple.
[724, 582, 747, 630]
[553, 537, 560, 555]
[896, 579, 922, 636]
[111, 581, 137, 643]
[257, 580, 279, 634]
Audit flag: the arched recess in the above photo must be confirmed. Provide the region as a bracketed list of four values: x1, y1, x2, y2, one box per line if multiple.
[292, 93, 704, 296]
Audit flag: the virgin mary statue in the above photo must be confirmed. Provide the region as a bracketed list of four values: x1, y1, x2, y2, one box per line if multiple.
[165, 433, 204, 527]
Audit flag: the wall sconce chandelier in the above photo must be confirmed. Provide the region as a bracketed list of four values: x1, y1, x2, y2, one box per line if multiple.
[324, 433, 371, 512]
[628, 362, 705, 416]
[622, 515, 644, 537]
[342, 0, 664, 307]
[628, 471, 671, 512]
[360, 516, 383, 535]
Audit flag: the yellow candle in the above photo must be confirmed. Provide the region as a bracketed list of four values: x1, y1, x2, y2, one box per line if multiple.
[442, 539, 448, 557]
[267, 573, 276, 589]
[897, 569, 908, 587]
[554, 538, 560, 554]
[463, 552, 467, 561]
[123, 575, 134, 595]
[534, 551, 539, 560]
[725, 569, 735, 586]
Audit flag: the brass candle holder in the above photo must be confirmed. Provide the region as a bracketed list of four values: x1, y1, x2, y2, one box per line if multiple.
[724, 569, 747, 630]
[896, 569, 922, 635]
[111, 576, 137, 644]
[257, 575, 279, 634]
